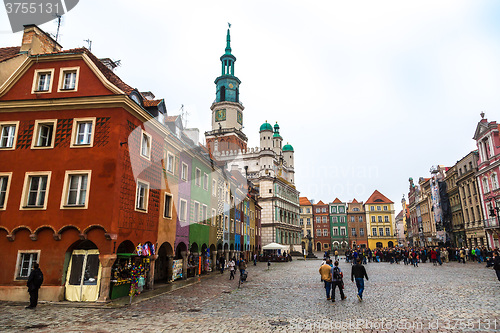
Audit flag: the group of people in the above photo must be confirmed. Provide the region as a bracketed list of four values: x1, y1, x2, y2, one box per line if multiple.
[217, 256, 248, 281]
[319, 258, 369, 302]
[343, 246, 499, 267]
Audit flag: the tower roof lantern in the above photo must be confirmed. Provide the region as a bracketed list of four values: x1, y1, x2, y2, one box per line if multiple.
[260, 121, 273, 132]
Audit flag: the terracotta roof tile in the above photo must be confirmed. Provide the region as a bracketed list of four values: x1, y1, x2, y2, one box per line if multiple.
[36, 48, 134, 94]
[299, 197, 312, 206]
[143, 99, 162, 107]
[351, 198, 359, 204]
[332, 198, 342, 204]
[365, 190, 393, 204]
[316, 200, 325, 205]
[0, 46, 21, 62]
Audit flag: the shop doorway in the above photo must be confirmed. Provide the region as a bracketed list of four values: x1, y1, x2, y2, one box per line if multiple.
[65, 247, 101, 302]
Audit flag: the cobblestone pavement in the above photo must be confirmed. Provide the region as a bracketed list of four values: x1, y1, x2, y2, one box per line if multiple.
[1, 258, 499, 332]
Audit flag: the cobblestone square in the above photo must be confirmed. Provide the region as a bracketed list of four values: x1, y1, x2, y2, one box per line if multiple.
[1, 258, 498, 332]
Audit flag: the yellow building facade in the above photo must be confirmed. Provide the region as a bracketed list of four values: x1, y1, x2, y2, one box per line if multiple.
[364, 190, 397, 249]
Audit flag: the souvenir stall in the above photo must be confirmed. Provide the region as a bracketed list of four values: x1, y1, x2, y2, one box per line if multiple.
[109, 243, 154, 300]
[186, 253, 199, 278]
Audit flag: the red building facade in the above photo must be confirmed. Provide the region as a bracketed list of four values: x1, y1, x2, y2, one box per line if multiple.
[0, 26, 168, 301]
[313, 200, 330, 252]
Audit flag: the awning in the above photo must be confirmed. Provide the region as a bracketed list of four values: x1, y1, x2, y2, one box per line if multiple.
[262, 242, 287, 250]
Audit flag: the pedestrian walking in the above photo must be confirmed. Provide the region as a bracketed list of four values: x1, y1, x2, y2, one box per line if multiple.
[220, 256, 226, 273]
[319, 259, 333, 300]
[253, 253, 257, 266]
[351, 258, 368, 302]
[330, 261, 346, 302]
[228, 258, 236, 280]
[26, 263, 43, 309]
[238, 257, 247, 278]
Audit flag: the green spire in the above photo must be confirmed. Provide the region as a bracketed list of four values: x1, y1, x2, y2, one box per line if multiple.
[225, 29, 232, 55]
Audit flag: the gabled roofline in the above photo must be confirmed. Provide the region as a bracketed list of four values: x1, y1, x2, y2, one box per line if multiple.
[0, 52, 125, 98]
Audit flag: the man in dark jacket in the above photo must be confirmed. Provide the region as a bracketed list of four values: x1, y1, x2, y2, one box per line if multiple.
[493, 251, 500, 282]
[26, 263, 43, 309]
[351, 258, 368, 301]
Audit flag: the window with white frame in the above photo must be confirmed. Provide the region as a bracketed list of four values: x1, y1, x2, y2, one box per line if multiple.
[371, 216, 376, 222]
[379, 228, 384, 236]
[202, 204, 207, 223]
[58, 67, 79, 91]
[322, 216, 327, 223]
[316, 229, 321, 237]
[180, 199, 187, 222]
[384, 216, 389, 222]
[300, 218, 303, 226]
[385, 228, 390, 236]
[212, 208, 217, 226]
[21, 173, 51, 209]
[350, 216, 355, 222]
[194, 201, 200, 222]
[194, 168, 201, 186]
[62, 171, 90, 208]
[323, 229, 328, 236]
[224, 216, 229, 229]
[212, 179, 217, 196]
[333, 228, 339, 236]
[0, 122, 19, 149]
[316, 217, 320, 223]
[15, 251, 40, 279]
[322, 207, 326, 213]
[370, 206, 374, 211]
[32, 69, 54, 93]
[378, 216, 382, 222]
[0, 173, 12, 209]
[307, 218, 311, 226]
[181, 163, 188, 181]
[377, 206, 381, 211]
[483, 177, 490, 193]
[331, 206, 337, 213]
[384, 206, 388, 211]
[339, 206, 345, 213]
[492, 173, 499, 190]
[166, 152, 174, 174]
[141, 132, 152, 159]
[203, 173, 209, 190]
[358, 216, 363, 222]
[71, 118, 95, 147]
[351, 228, 356, 236]
[135, 181, 149, 212]
[32, 120, 56, 149]
[230, 219, 234, 233]
[340, 216, 345, 223]
[372, 228, 377, 236]
[360, 228, 364, 236]
[340, 228, 346, 236]
[163, 193, 172, 218]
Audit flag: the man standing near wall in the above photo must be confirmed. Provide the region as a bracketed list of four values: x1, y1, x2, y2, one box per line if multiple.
[26, 263, 43, 309]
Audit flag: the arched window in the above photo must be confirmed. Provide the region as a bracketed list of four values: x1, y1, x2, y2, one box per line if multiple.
[236, 88, 239, 103]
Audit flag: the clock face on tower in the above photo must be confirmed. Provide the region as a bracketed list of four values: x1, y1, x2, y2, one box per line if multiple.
[215, 109, 226, 122]
[237, 111, 243, 125]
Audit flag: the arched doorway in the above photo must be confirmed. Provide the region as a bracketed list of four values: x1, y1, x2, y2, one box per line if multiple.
[376, 242, 383, 248]
[388, 241, 394, 248]
[155, 242, 173, 283]
[65, 240, 100, 302]
[316, 242, 321, 251]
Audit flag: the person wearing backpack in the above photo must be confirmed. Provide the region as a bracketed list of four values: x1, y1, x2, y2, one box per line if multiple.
[319, 259, 333, 300]
[330, 261, 346, 302]
[26, 263, 43, 309]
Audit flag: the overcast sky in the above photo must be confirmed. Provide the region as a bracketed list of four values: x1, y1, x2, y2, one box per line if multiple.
[2, 0, 500, 213]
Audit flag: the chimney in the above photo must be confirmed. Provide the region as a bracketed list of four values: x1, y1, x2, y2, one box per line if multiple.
[99, 58, 120, 72]
[20, 25, 62, 55]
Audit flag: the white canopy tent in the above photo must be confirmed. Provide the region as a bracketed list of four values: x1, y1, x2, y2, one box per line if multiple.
[262, 243, 287, 250]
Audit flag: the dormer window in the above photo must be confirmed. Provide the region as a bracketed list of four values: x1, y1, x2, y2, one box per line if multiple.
[32, 69, 55, 93]
[58, 67, 80, 91]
